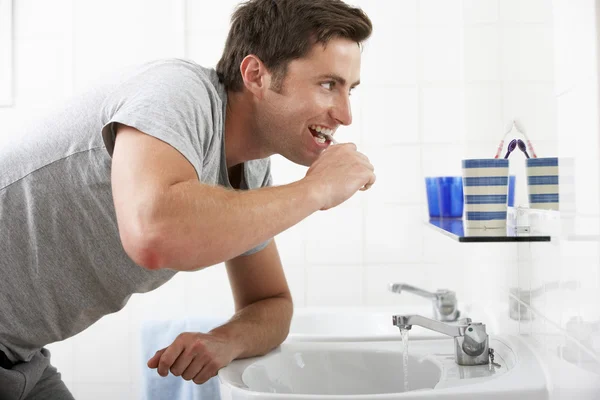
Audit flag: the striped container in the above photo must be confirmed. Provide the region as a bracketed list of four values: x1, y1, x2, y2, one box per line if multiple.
[526, 157, 559, 211]
[462, 159, 509, 229]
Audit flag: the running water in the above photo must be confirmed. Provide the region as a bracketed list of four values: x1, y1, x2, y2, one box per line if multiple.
[400, 328, 410, 392]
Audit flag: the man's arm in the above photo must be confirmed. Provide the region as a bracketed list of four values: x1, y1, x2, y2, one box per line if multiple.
[147, 240, 293, 384]
[111, 124, 374, 271]
[212, 240, 293, 359]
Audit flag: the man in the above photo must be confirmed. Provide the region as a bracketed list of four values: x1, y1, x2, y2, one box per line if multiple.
[0, 0, 375, 397]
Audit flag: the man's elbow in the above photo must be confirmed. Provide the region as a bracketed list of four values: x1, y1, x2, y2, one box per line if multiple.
[120, 229, 166, 270]
[117, 212, 178, 270]
[120, 225, 218, 271]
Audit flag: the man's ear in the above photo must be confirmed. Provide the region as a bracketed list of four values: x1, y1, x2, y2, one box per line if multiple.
[240, 55, 270, 99]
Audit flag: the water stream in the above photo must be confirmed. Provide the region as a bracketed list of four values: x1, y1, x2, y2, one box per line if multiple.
[400, 328, 409, 392]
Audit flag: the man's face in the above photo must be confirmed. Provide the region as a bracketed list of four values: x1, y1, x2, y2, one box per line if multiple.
[256, 37, 362, 166]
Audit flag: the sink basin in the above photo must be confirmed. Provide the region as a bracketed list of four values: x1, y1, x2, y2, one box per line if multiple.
[219, 335, 549, 399]
[242, 345, 440, 395]
[287, 305, 496, 342]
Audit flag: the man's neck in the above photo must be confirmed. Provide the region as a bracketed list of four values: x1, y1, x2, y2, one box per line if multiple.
[224, 91, 271, 168]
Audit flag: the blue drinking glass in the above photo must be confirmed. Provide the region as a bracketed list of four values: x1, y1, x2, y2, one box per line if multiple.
[508, 175, 516, 207]
[426, 177, 464, 218]
[426, 177, 440, 217]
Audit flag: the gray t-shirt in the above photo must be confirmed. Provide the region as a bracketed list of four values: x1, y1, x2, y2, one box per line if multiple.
[0, 59, 272, 362]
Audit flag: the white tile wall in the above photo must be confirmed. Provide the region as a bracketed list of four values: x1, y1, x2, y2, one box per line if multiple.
[13, 0, 73, 40]
[502, 83, 557, 141]
[422, 87, 464, 143]
[72, 0, 185, 91]
[464, 83, 503, 141]
[464, 26, 500, 81]
[499, 0, 553, 24]
[305, 207, 364, 265]
[462, 0, 499, 25]
[501, 25, 555, 82]
[421, 26, 463, 82]
[5, 0, 599, 398]
[361, 26, 418, 86]
[361, 86, 419, 144]
[363, 144, 422, 204]
[306, 265, 364, 306]
[419, 0, 462, 26]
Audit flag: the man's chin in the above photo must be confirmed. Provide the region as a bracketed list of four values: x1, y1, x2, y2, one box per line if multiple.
[280, 152, 316, 168]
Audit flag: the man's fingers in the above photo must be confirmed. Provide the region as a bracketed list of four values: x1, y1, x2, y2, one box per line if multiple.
[355, 151, 371, 166]
[170, 349, 203, 377]
[339, 142, 357, 151]
[181, 355, 208, 381]
[157, 345, 184, 377]
[147, 348, 166, 369]
[360, 173, 376, 191]
[193, 360, 220, 385]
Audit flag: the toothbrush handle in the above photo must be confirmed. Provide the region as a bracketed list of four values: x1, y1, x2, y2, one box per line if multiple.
[527, 140, 537, 158]
[494, 140, 505, 159]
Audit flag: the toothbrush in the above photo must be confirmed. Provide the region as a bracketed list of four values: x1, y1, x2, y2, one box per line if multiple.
[513, 120, 537, 158]
[320, 132, 338, 145]
[494, 121, 515, 158]
[517, 139, 530, 158]
[504, 139, 517, 159]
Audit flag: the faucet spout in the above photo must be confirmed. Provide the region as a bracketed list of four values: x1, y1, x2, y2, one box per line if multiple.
[392, 314, 466, 337]
[389, 283, 437, 299]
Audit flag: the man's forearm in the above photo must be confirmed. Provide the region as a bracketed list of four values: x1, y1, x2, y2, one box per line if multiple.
[209, 295, 294, 360]
[140, 179, 321, 271]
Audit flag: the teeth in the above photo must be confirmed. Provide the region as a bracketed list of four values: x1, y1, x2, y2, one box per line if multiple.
[315, 135, 326, 144]
[309, 124, 333, 136]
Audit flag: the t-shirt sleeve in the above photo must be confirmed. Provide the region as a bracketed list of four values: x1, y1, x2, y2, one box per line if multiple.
[100, 61, 216, 179]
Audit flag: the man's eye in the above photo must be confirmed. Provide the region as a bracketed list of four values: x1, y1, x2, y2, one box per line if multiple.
[320, 82, 334, 90]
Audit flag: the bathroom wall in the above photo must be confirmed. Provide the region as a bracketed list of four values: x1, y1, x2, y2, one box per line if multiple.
[1, 0, 596, 398]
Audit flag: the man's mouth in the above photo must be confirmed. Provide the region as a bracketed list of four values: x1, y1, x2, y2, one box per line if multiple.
[308, 124, 334, 145]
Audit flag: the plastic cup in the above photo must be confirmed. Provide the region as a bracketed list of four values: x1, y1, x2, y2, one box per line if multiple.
[462, 159, 510, 229]
[526, 158, 559, 210]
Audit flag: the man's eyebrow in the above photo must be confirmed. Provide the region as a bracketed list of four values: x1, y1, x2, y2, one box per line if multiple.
[317, 74, 361, 88]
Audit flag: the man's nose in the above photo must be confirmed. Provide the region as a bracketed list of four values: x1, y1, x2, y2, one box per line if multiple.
[331, 95, 352, 126]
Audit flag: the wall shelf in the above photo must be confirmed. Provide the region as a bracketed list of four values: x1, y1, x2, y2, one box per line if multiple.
[427, 218, 551, 242]
[428, 209, 600, 243]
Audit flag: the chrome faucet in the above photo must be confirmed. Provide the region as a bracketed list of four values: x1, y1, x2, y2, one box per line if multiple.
[392, 314, 491, 366]
[509, 281, 579, 320]
[389, 283, 460, 322]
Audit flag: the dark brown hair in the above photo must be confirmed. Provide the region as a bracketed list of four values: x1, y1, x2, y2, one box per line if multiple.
[216, 0, 372, 92]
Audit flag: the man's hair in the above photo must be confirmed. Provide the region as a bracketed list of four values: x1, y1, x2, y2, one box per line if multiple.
[216, 0, 372, 92]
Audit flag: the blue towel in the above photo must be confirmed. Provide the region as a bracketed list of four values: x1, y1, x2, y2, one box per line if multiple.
[140, 316, 228, 400]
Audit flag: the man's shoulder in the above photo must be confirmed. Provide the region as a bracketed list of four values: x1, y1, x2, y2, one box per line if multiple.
[137, 59, 220, 88]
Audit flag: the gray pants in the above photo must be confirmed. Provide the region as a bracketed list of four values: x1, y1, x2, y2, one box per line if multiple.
[0, 348, 74, 400]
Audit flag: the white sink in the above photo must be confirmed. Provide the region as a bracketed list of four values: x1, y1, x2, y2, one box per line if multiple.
[219, 335, 549, 399]
[239, 344, 441, 395]
[287, 305, 497, 342]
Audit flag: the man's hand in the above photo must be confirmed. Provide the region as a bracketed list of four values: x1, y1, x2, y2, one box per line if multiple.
[304, 143, 376, 210]
[147, 332, 235, 384]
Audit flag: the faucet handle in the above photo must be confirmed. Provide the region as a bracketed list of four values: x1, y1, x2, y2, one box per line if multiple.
[462, 323, 488, 357]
